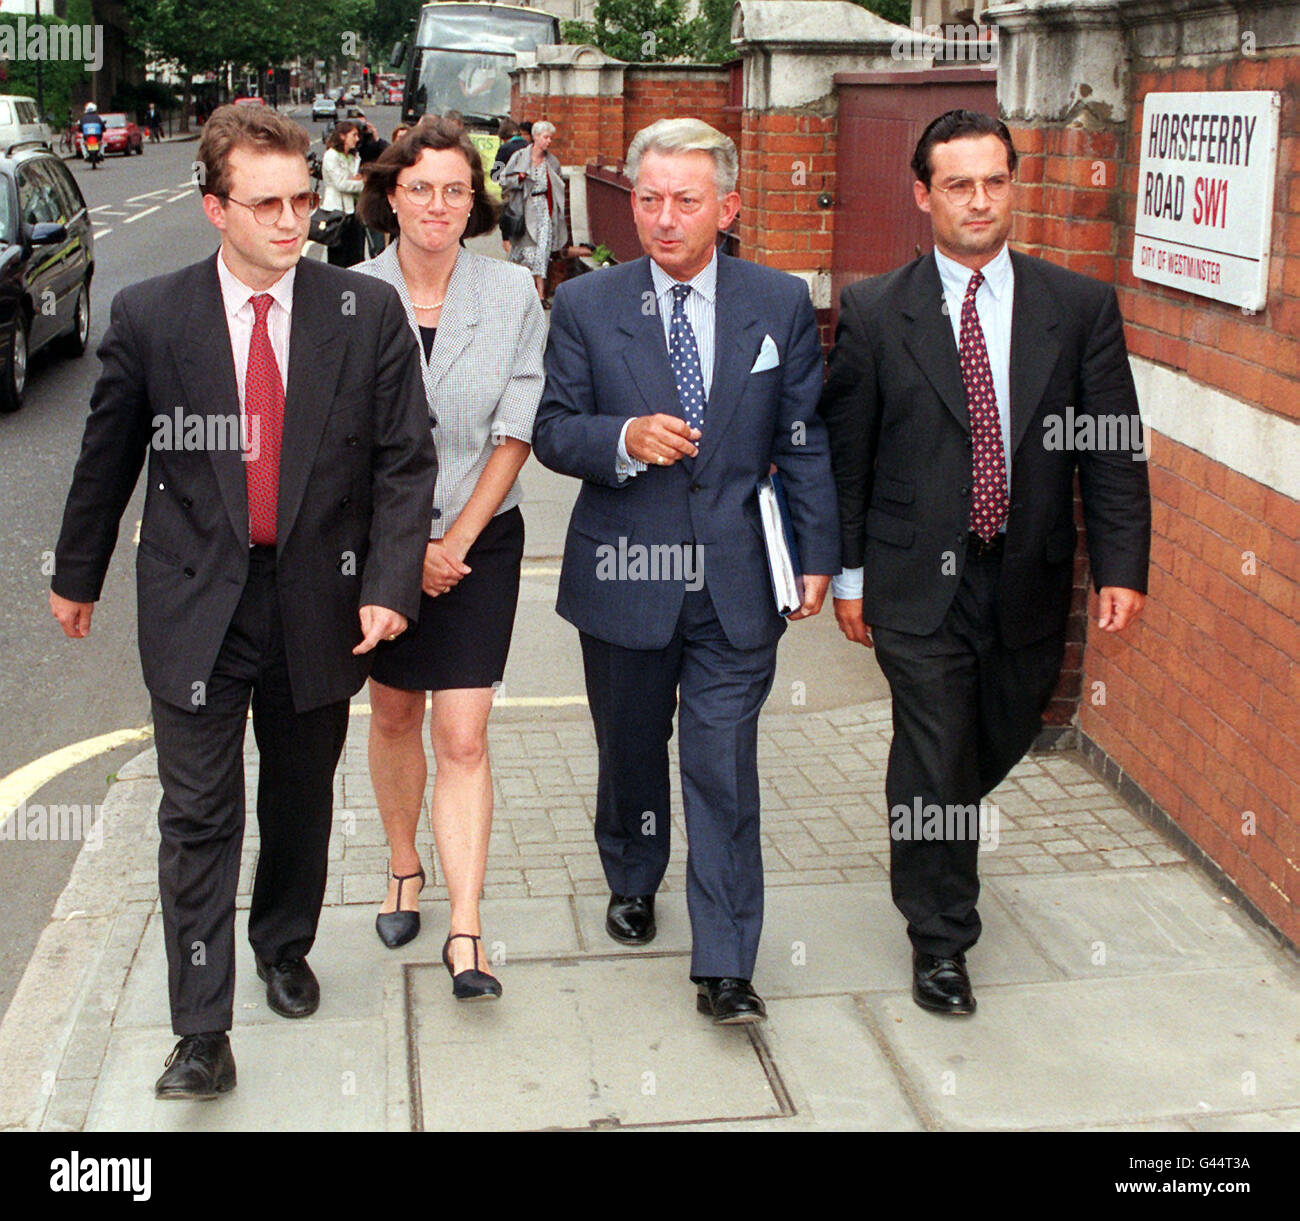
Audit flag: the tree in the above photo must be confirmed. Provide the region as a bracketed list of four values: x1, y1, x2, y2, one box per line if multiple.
[564, 0, 699, 63]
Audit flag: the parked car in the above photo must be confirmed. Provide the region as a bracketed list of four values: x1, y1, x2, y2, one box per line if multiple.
[383, 85, 403, 105]
[100, 113, 143, 156]
[233, 96, 266, 108]
[311, 94, 337, 121]
[0, 95, 52, 153]
[0, 145, 94, 411]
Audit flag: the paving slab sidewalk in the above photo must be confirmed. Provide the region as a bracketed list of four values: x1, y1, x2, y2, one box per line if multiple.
[1, 699, 1295, 1132]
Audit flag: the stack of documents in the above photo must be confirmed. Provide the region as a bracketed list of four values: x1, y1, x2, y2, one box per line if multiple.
[757, 471, 804, 616]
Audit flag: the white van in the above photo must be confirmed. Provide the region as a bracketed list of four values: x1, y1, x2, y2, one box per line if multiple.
[0, 96, 51, 153]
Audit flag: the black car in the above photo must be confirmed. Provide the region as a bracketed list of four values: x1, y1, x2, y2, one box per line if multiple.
[0, 142, 93, 412]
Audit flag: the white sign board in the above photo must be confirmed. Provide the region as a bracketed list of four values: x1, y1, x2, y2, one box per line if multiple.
[1132, 91, 1280, 311]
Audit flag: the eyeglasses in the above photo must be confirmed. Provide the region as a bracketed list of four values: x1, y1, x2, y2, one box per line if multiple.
[932, 175, 1012, 206]
[395, 181, 473, 208]
[223, 191, 320, 225]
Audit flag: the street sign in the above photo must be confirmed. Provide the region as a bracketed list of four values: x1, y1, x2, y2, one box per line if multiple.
[1132, 91, 1281, 311]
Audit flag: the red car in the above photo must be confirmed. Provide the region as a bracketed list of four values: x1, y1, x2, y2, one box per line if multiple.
[101, 113, 143, 155]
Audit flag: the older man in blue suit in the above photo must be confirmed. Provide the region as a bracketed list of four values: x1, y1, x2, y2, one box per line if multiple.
[534, 118, 840, 1023]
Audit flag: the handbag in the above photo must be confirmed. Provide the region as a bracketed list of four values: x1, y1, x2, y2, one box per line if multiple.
[499, 186, 526, 242]
[309, 207, 347, 247]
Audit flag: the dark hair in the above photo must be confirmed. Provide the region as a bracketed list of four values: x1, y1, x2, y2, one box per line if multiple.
[196, 104, 310, 200]
[326, 120, 359, 152]
[497, 117, 520, 141]
[911, 109, 1017, 188]
[519, 120, 533, 136]
[358, 116, 497, 240]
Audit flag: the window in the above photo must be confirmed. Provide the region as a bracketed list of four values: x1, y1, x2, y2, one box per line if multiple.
[0, 181, 15, 245]
[17, 164, 60, 226]
[0, 103, 13, 125]
[46, 159, 85, 221]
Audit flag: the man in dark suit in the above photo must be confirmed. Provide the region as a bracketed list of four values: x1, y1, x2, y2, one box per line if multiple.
[820, 110, 1150, 1015]
[49, 105, 435, 1096]
[534, 118, 840, 1024]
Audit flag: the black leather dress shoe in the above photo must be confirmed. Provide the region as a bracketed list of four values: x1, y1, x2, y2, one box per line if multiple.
[696, 977, 767, 1024]
[256, 956, 320, 1018]
[155, 1032, 236, 1100]
[912, 951, 976, 1015]
[606, 893, 656, 945]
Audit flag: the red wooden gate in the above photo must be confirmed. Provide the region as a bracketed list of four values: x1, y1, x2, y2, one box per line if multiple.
[831, 68, 997, 324]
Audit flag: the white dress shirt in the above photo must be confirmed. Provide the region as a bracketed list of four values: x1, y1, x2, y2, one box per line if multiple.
[832, 243, 1015, 601]
[215, 249, 293, 408]
[615, 249, 719, 480]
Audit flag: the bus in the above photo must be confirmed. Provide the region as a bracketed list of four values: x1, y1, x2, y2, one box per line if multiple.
[393, 3, 560, 131]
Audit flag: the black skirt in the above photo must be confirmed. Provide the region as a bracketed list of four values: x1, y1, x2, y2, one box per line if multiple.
[369, 507, 524, 692]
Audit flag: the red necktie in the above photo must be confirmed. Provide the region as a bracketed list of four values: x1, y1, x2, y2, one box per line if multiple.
[244, 293, 284, 547]
[959, 270, 1009, 541]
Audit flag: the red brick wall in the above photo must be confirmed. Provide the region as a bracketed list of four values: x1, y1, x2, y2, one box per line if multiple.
[1011, 50, 1299, 943]
[512, 66, 737, 168]
[623, 71, 740, 150]
[738, 111, 837, 272]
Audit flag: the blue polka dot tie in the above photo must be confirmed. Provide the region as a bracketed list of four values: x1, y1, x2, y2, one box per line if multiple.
[959, 270, 1009, 541]
[669, 283, 706, 431]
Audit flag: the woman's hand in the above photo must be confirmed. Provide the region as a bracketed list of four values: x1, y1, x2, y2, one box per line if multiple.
[422, 537, 472, 597]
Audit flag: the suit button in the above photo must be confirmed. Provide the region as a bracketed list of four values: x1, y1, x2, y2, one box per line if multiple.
[340, 496, 352, 508]
[690, 482, 701, 493]
[183, 566, 195, 578]
[345, 434, 359, 447]
[960, 485, 969, 497]
[431, 508, 442, 520]
[181, 496, 193, 508]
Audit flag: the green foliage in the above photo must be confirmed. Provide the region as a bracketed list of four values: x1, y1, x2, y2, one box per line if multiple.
[855, 0, 910, 25]
[564, 0, 698, 63]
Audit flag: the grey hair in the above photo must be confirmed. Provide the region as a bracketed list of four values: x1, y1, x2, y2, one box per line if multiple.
[532, 120, 556, 139]
[626, 118, 738, 196]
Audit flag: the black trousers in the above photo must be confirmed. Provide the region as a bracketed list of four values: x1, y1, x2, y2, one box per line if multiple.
[872, 549, 1065, 958]
[579, 585, 778, 980]
[151, 548, 349, 1035]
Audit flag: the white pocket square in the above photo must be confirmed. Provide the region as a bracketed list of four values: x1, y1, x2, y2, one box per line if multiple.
[749, 334, 780, 373]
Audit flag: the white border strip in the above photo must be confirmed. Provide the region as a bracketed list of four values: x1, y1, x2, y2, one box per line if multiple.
[1131, 356, 1300, 500]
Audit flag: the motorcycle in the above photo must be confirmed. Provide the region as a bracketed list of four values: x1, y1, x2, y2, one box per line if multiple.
[85, 131, 102, 169]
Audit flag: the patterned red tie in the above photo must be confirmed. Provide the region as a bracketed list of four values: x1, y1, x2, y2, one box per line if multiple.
[959, 270, 1009, 541]
[244, 293, 284, 547]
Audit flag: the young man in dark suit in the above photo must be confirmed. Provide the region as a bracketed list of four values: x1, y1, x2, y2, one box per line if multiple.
[49, 104, 436, 1097]
[820, 110, 1150, 1015]
[534, 118, 840, 1023]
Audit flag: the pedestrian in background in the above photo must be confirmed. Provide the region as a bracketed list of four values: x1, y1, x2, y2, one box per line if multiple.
[321, 120, 365, 267]
[501, 119, 566, 302]
[355, 119, 545, 1000]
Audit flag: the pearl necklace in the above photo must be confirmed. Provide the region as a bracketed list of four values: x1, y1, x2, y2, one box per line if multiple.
[410, 297, 444, 310]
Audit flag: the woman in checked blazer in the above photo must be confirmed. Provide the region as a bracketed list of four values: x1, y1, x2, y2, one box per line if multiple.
[354, 119, 545, 999]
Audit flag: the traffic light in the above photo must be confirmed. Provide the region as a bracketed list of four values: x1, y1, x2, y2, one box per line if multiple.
[362, 67, 370, 90]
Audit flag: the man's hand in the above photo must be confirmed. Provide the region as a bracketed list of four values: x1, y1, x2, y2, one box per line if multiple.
[50, 591, 94, 639]
[832, 597, 873, 648]
[422, 539, 471, 598]
[1097, 587, 1145, 632]
[788, 574, 831, 621]
[354, 605, 408, 655]
[624, 414, 701, 466]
